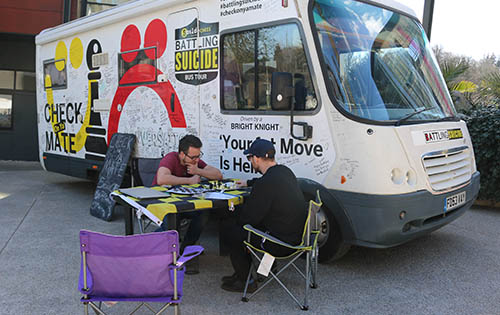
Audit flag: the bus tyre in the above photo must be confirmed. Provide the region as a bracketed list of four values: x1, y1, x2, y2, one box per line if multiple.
[316, 203, 351, 262]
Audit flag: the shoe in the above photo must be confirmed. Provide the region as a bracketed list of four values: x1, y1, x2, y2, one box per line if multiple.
[221, 279, 257, 293]
[221, 272, 238, 283]
[185, 256, 199, 275]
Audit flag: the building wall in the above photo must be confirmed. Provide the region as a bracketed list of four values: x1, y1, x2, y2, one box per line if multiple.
[0, 1, 115, 161]
[0, 1, 79, 161]
[0, 34, 35, 70]
[0, 1, 63, 35]
[0, 0, 79, 35]
[0, 34, 38, 161]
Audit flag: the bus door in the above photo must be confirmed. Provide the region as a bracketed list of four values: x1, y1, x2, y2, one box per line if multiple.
[167, 8, 201, 136]
[219, 21, 334, 181]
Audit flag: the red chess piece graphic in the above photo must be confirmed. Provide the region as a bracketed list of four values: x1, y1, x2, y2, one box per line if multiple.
[108, 19, 186, 143]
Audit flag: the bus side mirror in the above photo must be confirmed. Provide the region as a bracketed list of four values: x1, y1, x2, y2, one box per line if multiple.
[271, 72, 294, 110]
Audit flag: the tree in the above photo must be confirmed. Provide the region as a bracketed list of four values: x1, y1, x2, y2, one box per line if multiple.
[433, 46, 500, 111]
[480, 72, 500, 105]
[433, 46, 472, 89]
[433, 46, 477, 111]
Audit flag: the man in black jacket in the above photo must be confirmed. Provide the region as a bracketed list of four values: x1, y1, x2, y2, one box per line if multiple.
[220, 138, 307, 293]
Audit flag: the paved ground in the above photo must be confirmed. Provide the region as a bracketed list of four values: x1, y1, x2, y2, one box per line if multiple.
[0, 161, 499, 314]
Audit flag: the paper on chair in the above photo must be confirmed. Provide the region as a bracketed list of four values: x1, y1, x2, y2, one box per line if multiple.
[257, 252, 275, 276]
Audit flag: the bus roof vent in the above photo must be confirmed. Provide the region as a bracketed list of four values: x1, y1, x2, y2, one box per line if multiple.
[421, 146, 472, 191]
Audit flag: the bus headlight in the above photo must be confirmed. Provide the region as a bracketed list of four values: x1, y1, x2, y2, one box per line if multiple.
[391, 168, 404, 184]
[392, 168, 417, 186]
[406, 169, 417, 186]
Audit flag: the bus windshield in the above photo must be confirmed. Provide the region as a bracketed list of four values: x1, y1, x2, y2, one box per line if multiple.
[311, 0, 457, 124]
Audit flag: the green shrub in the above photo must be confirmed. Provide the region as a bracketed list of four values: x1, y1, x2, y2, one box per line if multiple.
[463, 106, 500, 201]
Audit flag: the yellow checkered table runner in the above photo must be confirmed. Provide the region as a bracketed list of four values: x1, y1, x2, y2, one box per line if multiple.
[113, 181, 250, 223]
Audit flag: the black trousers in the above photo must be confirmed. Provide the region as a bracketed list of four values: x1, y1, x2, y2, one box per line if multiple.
[220, 216, 295, 281]
[158, 211, 209, 250]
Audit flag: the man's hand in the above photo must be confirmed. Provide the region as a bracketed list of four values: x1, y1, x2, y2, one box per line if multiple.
[186, 163, 200, 176]
[187, 175, 201, 185]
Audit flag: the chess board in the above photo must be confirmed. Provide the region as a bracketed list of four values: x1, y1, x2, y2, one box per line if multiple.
[166, 181, 238, 195]
[201, 181, 238, 191]
[166, 186, 207, 195]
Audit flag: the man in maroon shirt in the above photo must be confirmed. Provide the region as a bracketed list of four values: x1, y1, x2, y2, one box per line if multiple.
[154, 134, 222, 274]
[152, 134, 222, 186]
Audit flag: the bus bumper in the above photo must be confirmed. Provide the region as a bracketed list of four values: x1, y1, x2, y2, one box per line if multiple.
[42, 152, 104, 180]
[333, 171, 480, 248]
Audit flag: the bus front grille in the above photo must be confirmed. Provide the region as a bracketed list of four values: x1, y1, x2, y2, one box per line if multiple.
[422, 146, 472, 191]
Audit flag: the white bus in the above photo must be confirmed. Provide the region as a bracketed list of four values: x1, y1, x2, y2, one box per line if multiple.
[35, 0, 480, 261]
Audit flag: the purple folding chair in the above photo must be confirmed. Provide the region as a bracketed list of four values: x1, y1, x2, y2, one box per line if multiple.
[79, 230, 203, 315]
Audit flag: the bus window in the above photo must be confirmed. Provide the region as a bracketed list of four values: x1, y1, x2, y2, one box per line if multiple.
[118, 47, 157, 86]
[221, 23, 317, 111]
[43, 59, 67, 90]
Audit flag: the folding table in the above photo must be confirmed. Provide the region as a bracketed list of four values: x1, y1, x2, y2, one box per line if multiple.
[110, 183, 250, 235]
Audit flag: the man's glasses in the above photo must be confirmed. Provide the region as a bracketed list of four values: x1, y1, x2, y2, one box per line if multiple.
[246, 155, 254, 161]
[185, 151, 203, 160]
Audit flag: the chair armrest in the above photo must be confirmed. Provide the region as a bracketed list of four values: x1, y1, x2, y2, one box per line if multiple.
[243, 224, 304, 250]
[175, 245, 204, 267]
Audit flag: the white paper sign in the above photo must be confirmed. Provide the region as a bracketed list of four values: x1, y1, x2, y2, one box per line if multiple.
[203, 192, 235, 200]
[257, 252, 275, 277]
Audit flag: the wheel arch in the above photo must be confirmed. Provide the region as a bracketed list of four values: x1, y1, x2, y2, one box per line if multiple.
[297, 178, 355, 243]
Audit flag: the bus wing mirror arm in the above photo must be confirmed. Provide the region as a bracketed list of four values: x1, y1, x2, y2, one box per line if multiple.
[271, 72, 312, 140]
[290, 88, 312, 141]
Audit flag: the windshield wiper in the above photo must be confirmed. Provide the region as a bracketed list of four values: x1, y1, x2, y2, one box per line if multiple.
[435, 116, 459, 122]
[395, 107, 430, 126]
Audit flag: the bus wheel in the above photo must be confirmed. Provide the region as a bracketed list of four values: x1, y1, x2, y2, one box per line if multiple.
[316, 204, 351, 262]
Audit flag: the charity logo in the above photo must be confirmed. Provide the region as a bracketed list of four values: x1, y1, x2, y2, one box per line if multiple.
[424, 128, 463, 143]
[174, 19, 219, 85]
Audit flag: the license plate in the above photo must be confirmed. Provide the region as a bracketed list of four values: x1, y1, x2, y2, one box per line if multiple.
[445, 191, 466, 212]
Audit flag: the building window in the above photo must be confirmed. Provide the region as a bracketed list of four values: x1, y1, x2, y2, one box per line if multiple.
[16, 71, 36, 91]
[82, 0, 131, 16]
[0, 70, 15, 90]
[0, 94, 13, 129]
[0, 69, 36, 129]
[221, 23, 317, 111]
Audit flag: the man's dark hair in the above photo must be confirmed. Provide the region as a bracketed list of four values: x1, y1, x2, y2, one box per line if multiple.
[178, 134, 202, 153]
